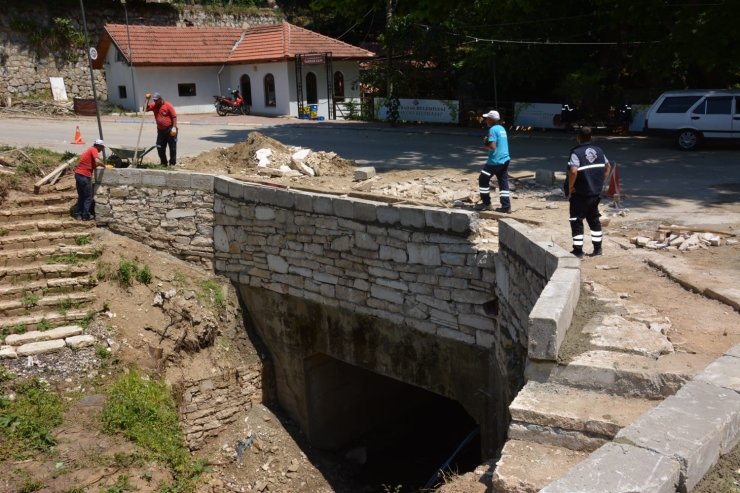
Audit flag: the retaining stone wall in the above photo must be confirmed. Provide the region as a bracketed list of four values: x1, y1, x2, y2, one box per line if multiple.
[0, 4, 277, 100]
[180, 364, 261, 450]
[94, 171, 216, 269]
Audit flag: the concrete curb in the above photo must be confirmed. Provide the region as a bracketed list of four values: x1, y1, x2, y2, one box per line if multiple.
[540, 343, 740, 492]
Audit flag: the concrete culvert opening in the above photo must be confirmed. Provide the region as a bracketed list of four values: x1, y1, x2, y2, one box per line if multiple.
[305, 354, 481, 491]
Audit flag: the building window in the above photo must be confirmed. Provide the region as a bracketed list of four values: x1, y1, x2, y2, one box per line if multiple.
[178, 83, 196, 97]
[116, 48, 127, 63]
[264, 74, 276, 107]
[118, 85, 127, 99]
[306, 72, 317, 104]
[333, 71, 345, 101]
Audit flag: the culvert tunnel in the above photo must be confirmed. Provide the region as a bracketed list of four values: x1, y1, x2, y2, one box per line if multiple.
[239, 284, 516, 490]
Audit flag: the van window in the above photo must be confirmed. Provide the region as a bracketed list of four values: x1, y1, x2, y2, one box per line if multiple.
[657, 96, 702, 113]
[706, 97, 732, 114]
[736, 97, 740, 115]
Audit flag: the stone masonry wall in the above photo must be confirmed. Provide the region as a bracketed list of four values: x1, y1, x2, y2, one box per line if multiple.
[0, 4, 278, 100]
[212, 176, 501, 348]
[180, 364, 262, 450]
[94, 171, 216, 269]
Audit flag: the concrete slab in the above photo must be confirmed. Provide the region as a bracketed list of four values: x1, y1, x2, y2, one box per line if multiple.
[492, 439, 588, 493]
[585, 314, 673, 358]
[548, 350, 690, 399]
[616, 380, 740, 491]
[726, 344, 740, 359]
[696, 355, 740, 392]
[5, 325, 83, 346]
[509, 381, 658, 439]
[17, 339, 65, 356]
[66, 335, 96, 348]
[540, 442, 681, 493]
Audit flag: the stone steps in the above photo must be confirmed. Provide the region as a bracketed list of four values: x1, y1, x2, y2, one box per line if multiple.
[0, 308, 91, 332]
[0, 204, 72, 223]
[0, 230, 94, 250]
[7, 191, 77, 208]
[489, 282, 699, 493]
[0, 276, 96, 298]
[0, 262, 96, 284]
[0, 218, 92, 236]
[526, 350, 693, 400]
[0, 291, 96, 317]
[0, 324, 96, 359]
[0, 244, 100, 267]
[507, 381, 659, 453]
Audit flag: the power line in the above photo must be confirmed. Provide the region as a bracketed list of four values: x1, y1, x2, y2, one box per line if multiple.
[461, 35, 661, 46]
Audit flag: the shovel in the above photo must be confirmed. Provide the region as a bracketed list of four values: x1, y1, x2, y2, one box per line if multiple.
[132, 93, 151, 169]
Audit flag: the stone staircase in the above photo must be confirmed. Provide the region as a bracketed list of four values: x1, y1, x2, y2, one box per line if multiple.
[491, 282, 700, 492]
[0, 187, 99, 359]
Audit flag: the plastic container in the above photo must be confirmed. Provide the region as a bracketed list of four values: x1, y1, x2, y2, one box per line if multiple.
[309, 104, 318, 120]
[317, 116, 325, 121]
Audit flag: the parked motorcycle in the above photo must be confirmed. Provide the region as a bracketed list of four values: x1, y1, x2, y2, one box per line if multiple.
[214, 89, 249, 116]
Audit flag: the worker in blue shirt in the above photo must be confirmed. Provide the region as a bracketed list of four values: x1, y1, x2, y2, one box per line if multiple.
[475, 110, 511, 212]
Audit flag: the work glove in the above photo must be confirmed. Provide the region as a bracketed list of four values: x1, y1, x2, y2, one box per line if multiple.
[145, 93, 152, 99]
[170, 127, 178, 137]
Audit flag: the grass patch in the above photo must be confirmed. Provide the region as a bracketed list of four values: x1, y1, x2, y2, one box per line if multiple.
[101, 370, 206, 492]
[173, 271, 187, 289]
[0, 379, 64, 460]
[56, 296, 79, 315]
[0, 227, 8, 236]
[107, 258, 153, 287]
[95, 344, 110, 359]
[48, 254, 85, 265]
[21, 292, 40, 310]
[1, 324, 26, 343]
[78, 310, 96, 330]
[198, 280, 226, 315]
[38, 319, 52, 331]
[75, 234, 92, 246]
[102, 474, 137, 493]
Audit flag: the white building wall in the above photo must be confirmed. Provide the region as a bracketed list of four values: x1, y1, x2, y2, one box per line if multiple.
[104, 50, 365, 118]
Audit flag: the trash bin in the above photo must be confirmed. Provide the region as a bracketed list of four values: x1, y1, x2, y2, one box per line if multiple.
[309, 104, 318, 120]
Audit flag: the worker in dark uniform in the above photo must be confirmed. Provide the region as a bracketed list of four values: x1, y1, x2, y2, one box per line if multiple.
[565, 126, 611, 258]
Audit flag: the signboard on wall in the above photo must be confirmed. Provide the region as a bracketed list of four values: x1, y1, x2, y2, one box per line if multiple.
[513, 102, 561, 128]
[302, 53, 325, 65]
[49, 77, 68, 102]
[374, 98, 459, 124]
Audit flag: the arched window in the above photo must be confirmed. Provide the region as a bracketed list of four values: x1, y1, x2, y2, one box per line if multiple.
[306, 72, 318, 104]
[240, 74, 252, 106]
[333, 71, 345, 101]
[264, 74, 276, 107]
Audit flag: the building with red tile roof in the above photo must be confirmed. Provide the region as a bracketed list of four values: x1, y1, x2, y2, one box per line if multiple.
[96, 21, 375, 117]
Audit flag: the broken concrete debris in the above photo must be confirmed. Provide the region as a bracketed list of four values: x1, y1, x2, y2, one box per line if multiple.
[631, 228, 733, 251]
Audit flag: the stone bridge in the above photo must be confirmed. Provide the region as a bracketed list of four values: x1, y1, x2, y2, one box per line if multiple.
[94, 169, 579, 459]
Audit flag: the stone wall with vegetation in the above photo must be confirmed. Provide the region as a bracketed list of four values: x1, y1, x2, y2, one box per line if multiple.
[179, 364, 262, 450]
[0, 3, 279, 101]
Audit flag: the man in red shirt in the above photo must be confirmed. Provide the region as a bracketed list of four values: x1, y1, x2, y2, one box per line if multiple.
[73, 139, 106, 221]
[145, 92, 178, 166]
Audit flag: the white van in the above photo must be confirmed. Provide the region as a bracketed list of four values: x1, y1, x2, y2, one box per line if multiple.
[643, 89, 740, 150]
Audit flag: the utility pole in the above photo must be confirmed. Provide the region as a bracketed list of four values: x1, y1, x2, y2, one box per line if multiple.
[385, 0, 393, 97]
[79, 0, 105, 159]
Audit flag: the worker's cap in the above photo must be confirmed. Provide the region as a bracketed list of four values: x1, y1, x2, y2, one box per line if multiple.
[94, 139, 105, 147]
[482, 110, 500, 120]
[152, 92, 161, 101]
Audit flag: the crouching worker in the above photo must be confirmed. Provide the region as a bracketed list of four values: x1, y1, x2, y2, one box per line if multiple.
[74, 139, 106, 221]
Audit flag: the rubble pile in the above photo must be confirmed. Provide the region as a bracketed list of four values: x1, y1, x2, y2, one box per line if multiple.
[631, 226, 737, 251]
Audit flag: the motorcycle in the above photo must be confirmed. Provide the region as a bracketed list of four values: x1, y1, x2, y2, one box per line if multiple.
[213, 89, 249, 116]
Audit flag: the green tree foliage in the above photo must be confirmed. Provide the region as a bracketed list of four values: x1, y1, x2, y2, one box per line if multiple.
[294, 0, 739, 108]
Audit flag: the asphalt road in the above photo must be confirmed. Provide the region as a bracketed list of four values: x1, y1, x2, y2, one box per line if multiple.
[1, 115, 738, 222]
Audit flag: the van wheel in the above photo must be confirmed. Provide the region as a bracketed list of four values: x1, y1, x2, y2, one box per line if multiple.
[677, 129, 700, 150]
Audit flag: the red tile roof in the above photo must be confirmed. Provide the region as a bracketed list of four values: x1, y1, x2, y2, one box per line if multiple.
[95, 21, 374, 68]
[232, 22, 375, 63]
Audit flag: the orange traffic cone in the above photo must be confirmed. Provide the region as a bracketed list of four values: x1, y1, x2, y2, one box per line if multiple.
[72, 126, 85, 145]
[607, 163, 620, 198]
